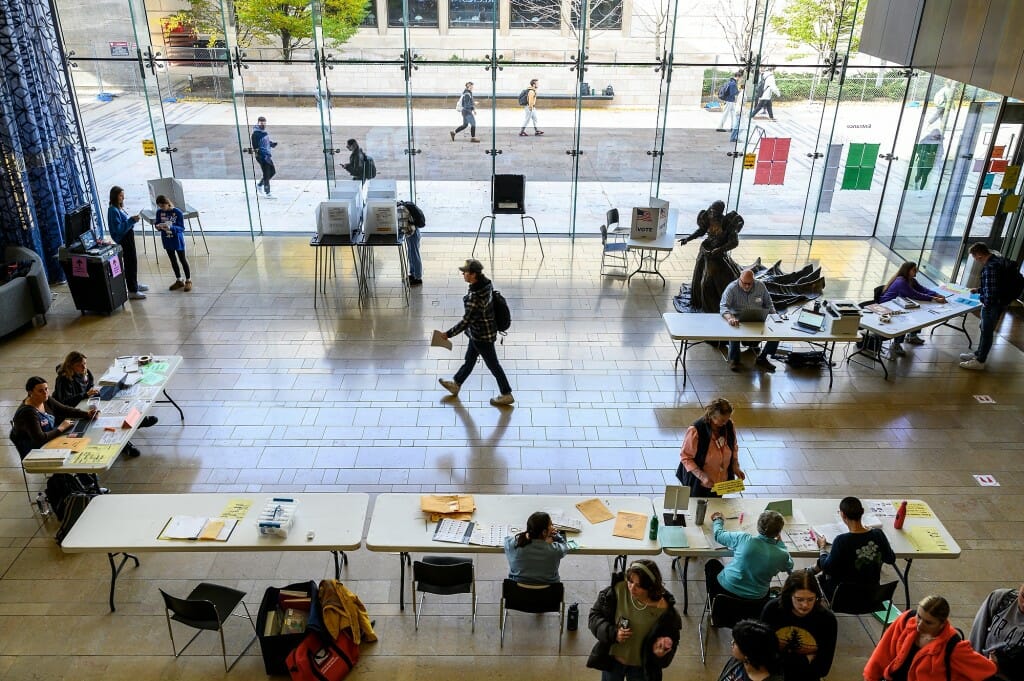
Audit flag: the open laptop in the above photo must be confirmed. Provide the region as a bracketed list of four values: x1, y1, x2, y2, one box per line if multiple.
[67, 417, 92, 437]
[795, 308, 827, 332]
[736, 307, 770, 323]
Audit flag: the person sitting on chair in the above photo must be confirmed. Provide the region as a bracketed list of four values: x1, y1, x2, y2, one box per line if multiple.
[878, 261, 947, 356]
[814, 496, 895, 600]
[11, 376, 98, 456]
[717, 619, 785, 681]
[721, 269, 779, 372]
[706, 510, 793, 604]
[503, 511, 569, 585]
[969, 583, 1024, 680]
[760, 570, 837, 681]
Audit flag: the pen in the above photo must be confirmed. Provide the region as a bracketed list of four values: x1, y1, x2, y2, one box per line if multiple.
[725, 516, 739, 520]
[738, 512, 745, 524]
[808, 528, 817, 540]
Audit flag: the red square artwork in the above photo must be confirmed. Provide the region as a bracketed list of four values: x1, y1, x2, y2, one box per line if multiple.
[990, 159, 1009, 173]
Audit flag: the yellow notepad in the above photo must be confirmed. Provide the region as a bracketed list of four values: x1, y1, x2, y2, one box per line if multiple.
[575, 498, 614, 524]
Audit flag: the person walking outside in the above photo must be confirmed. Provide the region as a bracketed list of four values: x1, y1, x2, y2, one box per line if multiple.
[436, 258, 515, 406]
[960, 242, 1019, 370]
[342, 138, 369, 182]
[451, 81, 479, 143]
[750, 67, 781, 121]
[716, 70, 742, 132]
[519, 79, 543, 137]
[251, 116, 278, 197]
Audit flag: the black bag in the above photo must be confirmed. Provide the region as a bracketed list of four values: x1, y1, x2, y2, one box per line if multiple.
[492, 290, 511, 332]
[398, 201, 426, 228]
[55, 490, 97, 545]
[257, 580, 319, 676]
[46, 473, 101, 522]
[995, 256, 1024, 305]
[785, 350, 828, 367]
[717, 80, 730, 100]
[566, 602, 579, 631]
[517, 88, 530, 106]
[363, 156, 377, 180]
[754, 78, 766, 100]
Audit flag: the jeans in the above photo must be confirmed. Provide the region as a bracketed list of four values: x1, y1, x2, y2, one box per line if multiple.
[975, 304, 1004, 362]
[521, 107, 538, 130]
[405, 229, 422, 279]
[454, 111, 476, 137]
[165, 249, 191, 280]
[118, 229, 139, 292]
[454, 338, 512, 395]
[718, 100, 735, 129]
[727, 340, 779, 362]
[601, 660, 645, 681]
[257, 157, 276, 191]
[750, 98, 774, 119]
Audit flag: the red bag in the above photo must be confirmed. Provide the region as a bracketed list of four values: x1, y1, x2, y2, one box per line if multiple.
[286, 629, 359, 681]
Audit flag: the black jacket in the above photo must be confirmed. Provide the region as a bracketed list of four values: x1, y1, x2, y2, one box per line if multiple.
[587, 572, 683, 681]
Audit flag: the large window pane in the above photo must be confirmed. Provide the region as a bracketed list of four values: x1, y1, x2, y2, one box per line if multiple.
[510, 0, 560, 28]
[571, 0, 622, 31]
[388, 0, 438, 27]
[450, 0, 496, 28]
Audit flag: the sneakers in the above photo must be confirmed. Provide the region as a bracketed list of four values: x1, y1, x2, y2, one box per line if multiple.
[960, 358, 985, 371]
[470, 138, 480, 143]
[959, 352, 976, 361]
[905, 334, 926, 345]
[891, 342, 906, 357]
[125, 443, 142, 457]
[184, 280, 193, 292]
[264, 192, 275, 199]
[728, 359, 741, 372]
[140, 416, 159, 428]
[449, 130, 456, 142]
[519, 131, 528, 137]
[169, 280, 184, 291]
[534, 130, 544, 136]
[137, 283, 150, 292]
[439, 379, 460, 396]
[755, 356, 776, 373]
[407, 276, 423, 287]
[490, 394, 515, 406]
[128, 291, 147, 300]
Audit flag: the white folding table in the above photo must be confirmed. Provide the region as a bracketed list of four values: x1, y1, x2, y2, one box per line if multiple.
[625, 210, 679, 286]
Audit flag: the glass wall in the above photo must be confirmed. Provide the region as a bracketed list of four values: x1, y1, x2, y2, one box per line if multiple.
[52, 0, 1023, 272]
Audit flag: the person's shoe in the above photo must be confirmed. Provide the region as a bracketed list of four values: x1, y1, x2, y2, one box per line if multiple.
[490, 393, 515, 406]
[449, 130, 456, 142]
[755, 356, 776, 373]
[137, 283, 150, 292]
[140, 416, 158, 428]
[169, 280, 184, 291]
[184, 280, 193, 292]
[534, 130, 544, 135]
[959, 352, 976, 361]
[769, 117, 777, 122]
[470, 138, 480, 143]
[960, 358, 986, 371]
[128, 291, 147, 300]
[408, 277, 423, 287]
[519, 130, 528, 136]
[99, 487, 111, 494]
[906, 334, 926, 345]
[439, 379, 460, 396]
[264, 192, 275, 199]
[126, 444, 142, 457]
[891, 342, 906, 356]
[728, 359, 741, 372]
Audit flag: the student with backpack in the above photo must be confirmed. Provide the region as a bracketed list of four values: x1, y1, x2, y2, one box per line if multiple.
[864, 594, 996, 681]
[436, 258, 515, 406]
[342, 138, 376, 182]
[518, 79, 544, 137]
[716, 70, 742, 132]
[749, 67, 781, 121]
[450, 81, 479, 143]
[398, 200, 425, 286]
[959, 242, 1024, 370]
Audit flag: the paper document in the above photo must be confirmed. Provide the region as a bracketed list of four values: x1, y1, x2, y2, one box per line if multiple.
[432, 518, 474, 544]
[812, 522, 848, 544]
[70, 444, 120, 466]
[713, 479, 746, 496]
[98, 430, 127, 445]
[159, 516, 237, 541]
[95, 417, 123, 430]
[612, 511, 648, 540]
[575, 498, 614, 524]
[220, 499, 253, 519]
[783, 524, 818, 552]
[44, 436, 90, 452]
[544, 509, 583, 533]
[430, 330, 453, 351]
[899, 501, 934, 518]
[469, 523, 518, 547]
[658, 525, 688, 548]
[905, 525, 952, 553]
[421, 494, 476, 514]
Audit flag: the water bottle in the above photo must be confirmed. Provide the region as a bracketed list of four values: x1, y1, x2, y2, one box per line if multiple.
[649, 514, 659, 540]
[894, 500, 908, 530]
[695, 499, 708, 525]
[35, 492, 50, 517]
[566, 603, 579, 631]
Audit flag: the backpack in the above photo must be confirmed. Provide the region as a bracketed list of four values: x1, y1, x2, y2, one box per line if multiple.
[363, 156, 377, 180]
[455, 94, 464, 112]
[717, 80, 731, 100]
[491, 290, 511, 332]
[398, 200, 425, 229]
[45, 473, 100, 544]
[517, 88, 530, 106]
[286, 628, 359, 681]
[994, 256, 1024, 305]
[754, 78, 766, 100]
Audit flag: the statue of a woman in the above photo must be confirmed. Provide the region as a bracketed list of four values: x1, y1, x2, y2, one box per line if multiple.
[679, 201, 744, 313]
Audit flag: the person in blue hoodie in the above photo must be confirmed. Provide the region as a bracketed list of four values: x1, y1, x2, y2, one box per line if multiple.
[251, 116, 278, 197]
[154, 195, 192, 292]
[107, 186, 148, 300]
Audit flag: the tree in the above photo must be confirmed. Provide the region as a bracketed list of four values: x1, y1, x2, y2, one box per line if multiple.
[769, 0, 864, 62]
[714, 0, 777, 64]
[632, 1, 672, 59]
[511, 0, 623, 47]
[167, 0, 368, 62]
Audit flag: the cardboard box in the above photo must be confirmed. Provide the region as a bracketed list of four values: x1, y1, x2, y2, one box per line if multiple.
[630, 199, 670, 240]
[364, 200, 398, 234]
[317, 200, 359, 236]
[365, 179, 397, 200]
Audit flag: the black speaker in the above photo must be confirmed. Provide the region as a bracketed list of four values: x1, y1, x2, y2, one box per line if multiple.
[492, 174, 525, 214]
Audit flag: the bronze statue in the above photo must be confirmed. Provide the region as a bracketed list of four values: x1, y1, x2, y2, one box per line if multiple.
[679, 201, 744, 313]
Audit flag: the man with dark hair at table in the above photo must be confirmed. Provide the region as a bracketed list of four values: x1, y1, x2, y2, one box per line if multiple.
[814, 496, 895, 600]
[720, 269, 779, 373]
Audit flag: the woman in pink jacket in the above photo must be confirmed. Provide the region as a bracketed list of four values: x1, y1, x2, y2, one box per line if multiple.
[864, 595, 996, 681]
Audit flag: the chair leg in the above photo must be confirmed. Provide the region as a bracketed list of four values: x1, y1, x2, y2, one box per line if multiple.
[499, 599, 506, 647]
[190, 215, 210, 255]
[855, 614, 877, 645]
[698, 595, 710, 665]
[471, 582, 476, 632]
[224, 602, 258, 672]
[558, 602, 564, 653]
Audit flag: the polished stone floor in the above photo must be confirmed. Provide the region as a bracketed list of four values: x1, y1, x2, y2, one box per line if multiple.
[0, 235, 1021, 680]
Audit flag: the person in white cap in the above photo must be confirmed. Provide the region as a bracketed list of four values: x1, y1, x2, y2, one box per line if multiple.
[437, 259, 515, 406]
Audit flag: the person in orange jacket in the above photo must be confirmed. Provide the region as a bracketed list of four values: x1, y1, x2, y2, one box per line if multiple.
[864, 594, 997, 681]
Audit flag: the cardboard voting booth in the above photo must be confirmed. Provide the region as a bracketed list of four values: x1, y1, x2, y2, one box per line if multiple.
[317, 200, 360, 237]
[363, 179, 398, 235]
[630, 198, 670, 240]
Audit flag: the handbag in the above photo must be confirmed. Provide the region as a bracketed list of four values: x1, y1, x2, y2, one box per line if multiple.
[287, 629, 359, 681]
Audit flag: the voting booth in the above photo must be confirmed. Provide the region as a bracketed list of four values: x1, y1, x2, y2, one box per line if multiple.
[363, 179, 398, 235]
[630, 198, 670, 240]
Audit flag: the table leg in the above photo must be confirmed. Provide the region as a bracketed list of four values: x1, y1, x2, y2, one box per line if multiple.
[929, 313, 973, 348]
[331, 550, 347, 579]
[613, 555, 627, 574]
[845, 342, 889, 380]
[682, 342, 691, 387]
[157, 389, 185, 421]
[399, 551, 411, 611]
[313, 246, 319, 309]
[107, 551, 140, 612]
[900, 558, 913, 609]
[670, 556, 691, 615]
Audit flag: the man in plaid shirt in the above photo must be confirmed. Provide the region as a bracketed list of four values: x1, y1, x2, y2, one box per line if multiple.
[960, 242, 1010, 370]
[438, 259, 515, 406]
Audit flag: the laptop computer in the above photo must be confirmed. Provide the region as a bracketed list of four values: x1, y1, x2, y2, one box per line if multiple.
[736, 307, 770, 323]
[67, 417, 92, 437]
[99, 376, 127, 401]
[795, 308, 827, 332]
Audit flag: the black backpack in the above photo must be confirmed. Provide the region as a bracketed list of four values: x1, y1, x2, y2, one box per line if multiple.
[717, 80, 731, 100]
[398, 200, 426, 228]
[363, 156, 377, 180]
[517, 89, 530, 106]
[492, 290, 511, 332]
[994, 256, 1024, 305]
[46, 473, 101, 544]
[754, 78, 766, 100]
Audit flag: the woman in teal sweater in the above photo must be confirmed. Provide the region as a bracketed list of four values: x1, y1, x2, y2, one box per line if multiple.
[706, 510, 793, 602]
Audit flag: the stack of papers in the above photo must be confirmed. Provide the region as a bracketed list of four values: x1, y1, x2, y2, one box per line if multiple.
[545, 509, 583, 533]
[421, 494, 476, 521]
[159, 516, 238, 541]
[23, 448, 72, 469]
[431, 519, 517, 546]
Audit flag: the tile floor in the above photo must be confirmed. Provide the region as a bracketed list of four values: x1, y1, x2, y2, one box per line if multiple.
[0, 235, 1021, 680]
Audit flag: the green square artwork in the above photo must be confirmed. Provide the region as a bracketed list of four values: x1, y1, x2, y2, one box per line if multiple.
[841, 167, 862, 190]
[846, 143, 865, 166]
[857, 168, 874, 190]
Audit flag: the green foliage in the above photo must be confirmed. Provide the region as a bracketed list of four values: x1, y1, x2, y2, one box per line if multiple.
[769, 0, 864, 61]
